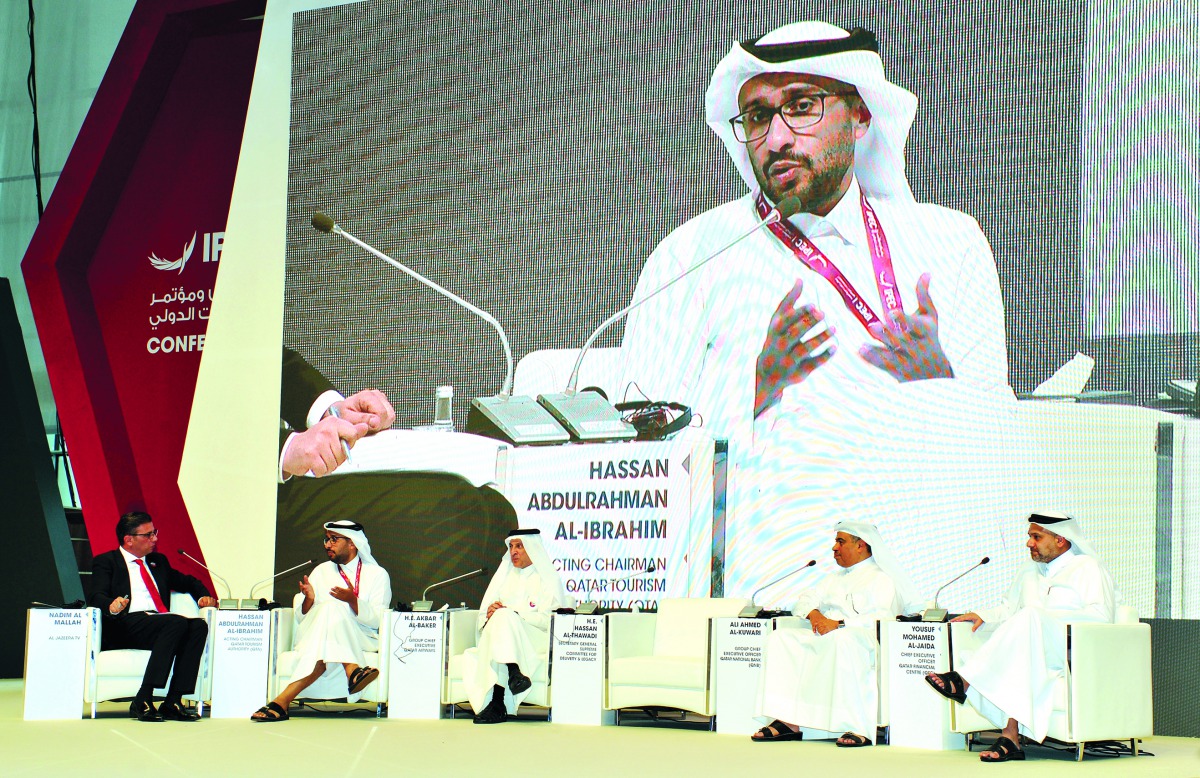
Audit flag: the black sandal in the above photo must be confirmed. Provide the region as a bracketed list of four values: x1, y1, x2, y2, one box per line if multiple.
[348, 665, 380, 694]
[836, 731, 870, 747]
[924, 670, 968, 704]
[250, 701, 289, 722]
[751, 719, 802, 742]
[980, 735, 1025, 762]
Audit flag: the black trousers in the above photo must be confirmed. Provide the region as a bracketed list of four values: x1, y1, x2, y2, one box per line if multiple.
[107, 612, 209, 697]
[276, 472, 515, 607]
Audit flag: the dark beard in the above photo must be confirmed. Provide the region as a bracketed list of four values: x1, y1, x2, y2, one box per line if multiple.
[753, 152, 850, 214]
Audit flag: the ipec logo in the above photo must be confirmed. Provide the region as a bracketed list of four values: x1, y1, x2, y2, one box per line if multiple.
[148, 233, 197, 274]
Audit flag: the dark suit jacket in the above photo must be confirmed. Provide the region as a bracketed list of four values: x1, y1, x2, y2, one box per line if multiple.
[89, 550, 211, 649]
[280, 346, 338, 451]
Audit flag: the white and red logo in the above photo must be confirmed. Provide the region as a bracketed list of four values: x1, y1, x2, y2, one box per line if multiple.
[148, 233, 197, 274]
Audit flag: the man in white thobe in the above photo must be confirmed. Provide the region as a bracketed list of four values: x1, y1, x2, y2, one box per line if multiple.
[752, 520, 916, 746]
[925, 511, 1116, 761]
[464, 528, 568, 724]
[251, 520, 392, 721]
[619, 20, 1045, 602]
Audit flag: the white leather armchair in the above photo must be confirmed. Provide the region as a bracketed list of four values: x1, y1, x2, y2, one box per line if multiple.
[83, 593, 215, 718]
[267, 593, 389, 712]
[606, 597, 751, 722]
[948, 605, 1153, 759]
[441, 609, 551, 716]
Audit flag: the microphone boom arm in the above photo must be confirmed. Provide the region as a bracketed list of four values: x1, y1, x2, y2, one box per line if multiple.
[323, 221, 514, 398]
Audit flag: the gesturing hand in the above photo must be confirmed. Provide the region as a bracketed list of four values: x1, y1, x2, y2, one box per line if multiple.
[859, 273, 954, 382]
[330, 585, 359, 614]
[334, 389, 396, 434]
[755, 280, 836, 418]
[282, 416, 368, 478]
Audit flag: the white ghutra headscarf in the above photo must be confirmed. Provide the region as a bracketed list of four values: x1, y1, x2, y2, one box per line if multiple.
[323, 520, 378, 566]
[706, 20, 919, 204]
[478, 529, 572, 616]
[835, 518, 921, 614]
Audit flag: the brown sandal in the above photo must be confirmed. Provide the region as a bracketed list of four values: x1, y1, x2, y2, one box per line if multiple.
[348, 665, 379, 694]
[751, 719, 802, 742]
[251, 701, 289, 722]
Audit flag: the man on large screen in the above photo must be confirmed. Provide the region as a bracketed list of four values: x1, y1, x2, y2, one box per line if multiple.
[621, 20, 1038, 597]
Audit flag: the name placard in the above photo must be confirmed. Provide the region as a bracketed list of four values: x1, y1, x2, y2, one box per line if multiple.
[712, 617, 768, 734]
[210, 610, 270, 718]
[549, 613, 613, 726]
[886, 621, 964, 750]
[24, 609, 88, 720]
[506, 436, 715, 609]
[387, 611, 444, 719]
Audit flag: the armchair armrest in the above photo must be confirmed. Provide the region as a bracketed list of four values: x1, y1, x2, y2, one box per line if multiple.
[1067, 622, 1153, 739]
[774, 616, 809, 631]
[606, 612, 656, 659]
[267, 607, 296, 700]
[446, 610, 479, 655]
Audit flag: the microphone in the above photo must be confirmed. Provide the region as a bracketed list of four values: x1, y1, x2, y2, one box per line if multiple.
[412, 568, 486, 612]
[922, 556, 990, 622]
[248, 559, 315, 601]
[177, 549, 232, 602]
[574, 572, 605, 615]
[538, 195, 803, 441]
[739, 559, 816, 617]
[311, 213, 569, 446]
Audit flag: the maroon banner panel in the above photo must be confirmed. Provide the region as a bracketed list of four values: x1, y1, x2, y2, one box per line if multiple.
[22, 0, 265, 588]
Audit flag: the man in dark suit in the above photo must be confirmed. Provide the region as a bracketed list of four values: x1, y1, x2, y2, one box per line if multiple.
[89, 511, 217, 722]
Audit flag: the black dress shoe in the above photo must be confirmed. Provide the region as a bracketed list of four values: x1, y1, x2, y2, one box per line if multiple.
[507, 667, 532, 696]
[472, 703, 507, 724]
[130, 700, 163, 722]
[159, 700, 201, 722]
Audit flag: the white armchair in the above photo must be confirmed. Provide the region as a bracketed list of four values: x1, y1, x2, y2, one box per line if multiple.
[606, 597, 751, 722]
[441, 609, 551, 716]
[267, 594, 390, 713]
[949, 605, 1153, 759]
[83, 593, 215, 718]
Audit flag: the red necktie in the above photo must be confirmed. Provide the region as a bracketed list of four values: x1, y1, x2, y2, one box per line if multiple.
[135, 559, 168, 613]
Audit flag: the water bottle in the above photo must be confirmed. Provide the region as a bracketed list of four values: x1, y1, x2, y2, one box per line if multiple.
[433, 385, 454, 431]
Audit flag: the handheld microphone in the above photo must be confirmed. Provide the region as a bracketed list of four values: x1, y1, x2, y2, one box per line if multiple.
[312, 213, 569, 446]
[177, 549, 232, 601]
[248, 559, 315, 601]
[538, 195, 803, 441]
[413, 568, 486, 612]
[922, 556, 990, 622]
[739, 559, 816, 617]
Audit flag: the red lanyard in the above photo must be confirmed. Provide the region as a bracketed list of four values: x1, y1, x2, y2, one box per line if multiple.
[337, 562, 361, 596]
[755, 189, 904, 331]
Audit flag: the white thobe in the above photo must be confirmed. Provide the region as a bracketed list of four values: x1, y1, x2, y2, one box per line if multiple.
[754, 558, 900, 742]
[960, 548, 1116, 742]
[621, 179, 1050, 602]
[462, 566, 560, 713]
[289, 558, 392, 692]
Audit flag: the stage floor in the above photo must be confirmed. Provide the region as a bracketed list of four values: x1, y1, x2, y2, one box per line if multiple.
[1, 680, 1195, 776]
